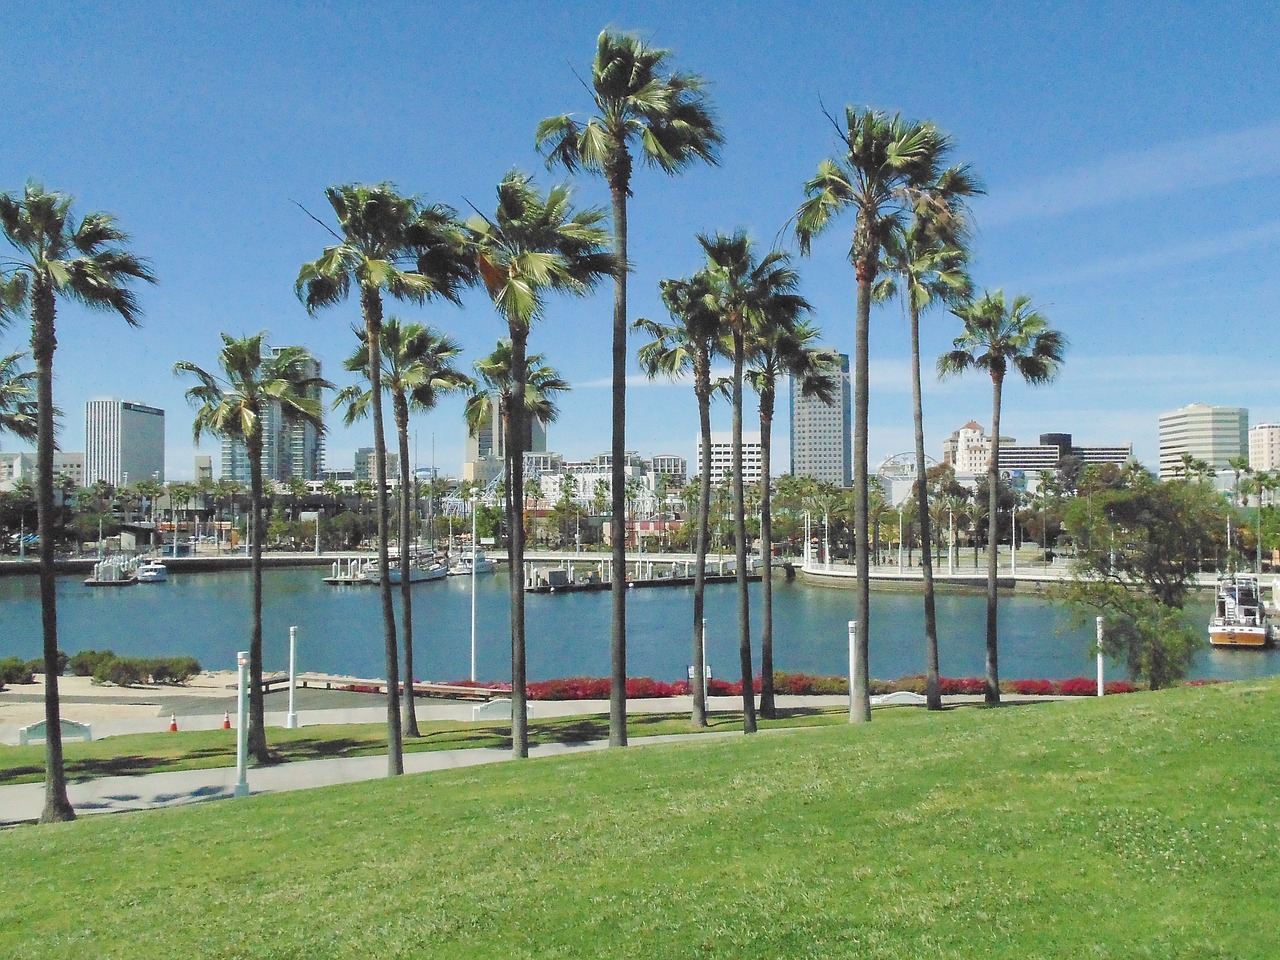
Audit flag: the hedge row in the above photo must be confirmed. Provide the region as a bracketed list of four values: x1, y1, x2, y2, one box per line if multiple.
[338, 673, 1144, 701]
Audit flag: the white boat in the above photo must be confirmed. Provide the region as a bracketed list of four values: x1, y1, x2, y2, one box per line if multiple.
[449, 550, 495, 576]
[1208, 574, 1272, 648]
[135, 559, 168, 583]
[384, 558, 449, 585]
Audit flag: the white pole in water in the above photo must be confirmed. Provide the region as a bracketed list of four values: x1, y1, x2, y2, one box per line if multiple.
[470, 496, 478, 683]
[286, 626, 299, 729]
[848, 621, 858, 721]
[1096, 616, 1105, 697]
[234, 650, 250, 798]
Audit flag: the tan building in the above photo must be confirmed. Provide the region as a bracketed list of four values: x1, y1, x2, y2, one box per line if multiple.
[1249, 423, 1280, 472]
[1157, 403, 1247, 479]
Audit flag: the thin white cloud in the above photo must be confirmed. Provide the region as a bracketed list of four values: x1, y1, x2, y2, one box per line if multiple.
[982, 123, 1280, 227]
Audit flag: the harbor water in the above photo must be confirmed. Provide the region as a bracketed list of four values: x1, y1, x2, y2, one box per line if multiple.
[1, 567, 1276, 685]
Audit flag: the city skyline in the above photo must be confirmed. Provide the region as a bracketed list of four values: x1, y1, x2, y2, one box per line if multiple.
[2, 3, 1277, 477]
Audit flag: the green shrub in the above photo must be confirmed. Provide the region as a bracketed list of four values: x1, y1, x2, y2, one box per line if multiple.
[70, 649, 116, 677]
[93, 657, 146, 687]
[87, 653, 202, 686]
[0, 657, 36, 685]
[149, 656, 202, 684]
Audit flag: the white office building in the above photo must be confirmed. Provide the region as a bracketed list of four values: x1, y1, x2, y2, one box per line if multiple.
[86, 398, 165, 486]
[1157, 403, 1248, 479]
[698, 431, 763, 485]
[790, 352, 851, 486]
[1249, 424, 1280, 472]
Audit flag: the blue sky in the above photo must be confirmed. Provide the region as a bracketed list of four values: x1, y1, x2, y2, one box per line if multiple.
[2, 0, 1277, 479]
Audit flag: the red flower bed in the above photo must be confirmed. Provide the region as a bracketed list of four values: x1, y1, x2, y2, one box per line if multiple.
[1010, 679, 1054, 696]
[1056, 677, 1098, 696]
[939, 676, 986, 696]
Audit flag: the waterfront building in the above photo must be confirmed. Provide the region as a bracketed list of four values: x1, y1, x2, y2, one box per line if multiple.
[86, 398, 165, 486]
[1157, 403, 1247, 479]
[221, 348, 324, 483]
[1249, 423, 1280, 472]
[698, 431, 763, 485]
[463, 401, 547, 485]
[942, 422, 1132, 484]
[790, 351, 851, 486]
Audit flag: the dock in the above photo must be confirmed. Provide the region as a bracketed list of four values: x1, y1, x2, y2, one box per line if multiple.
[526, 572, 759, 594]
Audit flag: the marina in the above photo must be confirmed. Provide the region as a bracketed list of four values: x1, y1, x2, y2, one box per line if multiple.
[3, 561, 1275, 686]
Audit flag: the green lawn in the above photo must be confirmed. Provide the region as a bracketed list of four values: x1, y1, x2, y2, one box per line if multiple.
[1, 681, 1275, 958]
[0, 708, 843, 786]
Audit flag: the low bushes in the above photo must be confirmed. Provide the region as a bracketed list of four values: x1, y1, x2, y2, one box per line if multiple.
[87, 653, 203, 687]
[0, 656, 35, 688]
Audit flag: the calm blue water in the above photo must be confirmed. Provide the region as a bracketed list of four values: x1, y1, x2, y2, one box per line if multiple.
[1, 568, 1275, 684]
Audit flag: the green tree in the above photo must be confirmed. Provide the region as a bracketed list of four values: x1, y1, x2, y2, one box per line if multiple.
[1, 183, 154, 822]
[297, 184, 472, 776]
[875, 183, 977, 709]
[698, 232, 808, 734]
[796, 108, 953, 722]
[747, 322, 837, 718]
[464, 169, 611, 765]
[0, 352, 37, 441]
[1059, 472, 1222, 688]
[538, 30, 721, 748]
[175, 335, 327, 763]
[339, 319, 471, 738]
[636, 272, 724, 727]
[939, 291, 1066, 703]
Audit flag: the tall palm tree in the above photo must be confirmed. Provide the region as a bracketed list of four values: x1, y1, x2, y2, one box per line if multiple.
[297, 184, 473, 776]
[635, 271, 724, 727]
[0, 183, 154, 822]
[939, 291, 1066, 704]
[0, 352, 37, 441]
[538, 30, 721, 748]
[466, 173, 614, 757]
[698, 232, 809, 734]
[175, 334, 327, 761]
[746, 321, 838, 718]
[796, 108, 952, 722]
[876, 199, 977, 710]
[338, 318, 472, 738]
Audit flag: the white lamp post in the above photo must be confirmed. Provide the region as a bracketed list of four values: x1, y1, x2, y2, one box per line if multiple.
[1095, 616, 1105, 697]
[847, 621, 858, 722]
[234, 650, 249, 798]
[470, 493, 478, 683]
[286, 626, 299, 729]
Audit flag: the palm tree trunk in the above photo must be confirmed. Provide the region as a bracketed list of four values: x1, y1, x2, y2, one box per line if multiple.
[851, 253, 873, 723]
[32, 286, 74, 822]
[607, 173, 629, 748]
[986, 372, 1004, 705]
[396, 396, 420, 738]
[508, 333, 530, 758]
[363, 287, 403, 774]
[758, 391, 777, 719]
[910, 301, 942, 711]
[691, 375, 712, 728]
[732, 331, 756, 734]
[247, 429, 270, 763]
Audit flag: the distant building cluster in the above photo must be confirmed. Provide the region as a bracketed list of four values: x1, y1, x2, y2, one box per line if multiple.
[941, 421, 1132, 476]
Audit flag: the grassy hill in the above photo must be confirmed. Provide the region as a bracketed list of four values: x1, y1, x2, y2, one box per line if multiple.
[2, 680, 1275, 959]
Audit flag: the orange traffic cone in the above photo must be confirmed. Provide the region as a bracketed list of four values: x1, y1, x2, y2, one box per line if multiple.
[169, 713, 178, 732]
[222, 711, 231, 730]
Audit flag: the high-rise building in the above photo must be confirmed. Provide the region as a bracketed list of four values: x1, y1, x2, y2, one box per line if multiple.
[85, 398, 165, 486]
[790, 352, 851, 486]
[1249, 424, 1280, 472]
[942, 423, 1132, 477]
[194, 455, 213, 483]
[1157, 403, 1247, 479]
[698, 431, 763, 484]
[353, 447, 399, 483]
[221, 347, 324, 483]
[463, 400, 547, 484]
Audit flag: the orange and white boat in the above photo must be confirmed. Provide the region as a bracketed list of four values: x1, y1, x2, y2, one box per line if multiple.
[1208, 574, 1272, 648]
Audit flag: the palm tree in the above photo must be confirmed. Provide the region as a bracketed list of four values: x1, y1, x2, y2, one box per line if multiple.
[175, 335, 327, 761]
[938, 291, 1066, 704]
[746, 321, 838, 718]
[464, 336, 574, 757]
[0, 352, 37, 441]
[538, 30, 721, 748]
[796, 108, 952, 722]
[1227, 455, 1252, 507]
[635, 272, 724, 726]
[466, 175, 612, 761]
[338, 319, 471, 738]
[698, 232, 809, 733]
[0, 183, 154, 822]
[875, 195, 977, 710]
[296, 183, 473, 776]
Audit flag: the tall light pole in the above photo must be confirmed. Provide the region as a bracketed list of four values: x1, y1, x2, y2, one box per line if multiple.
[948, 502, 954, 577]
